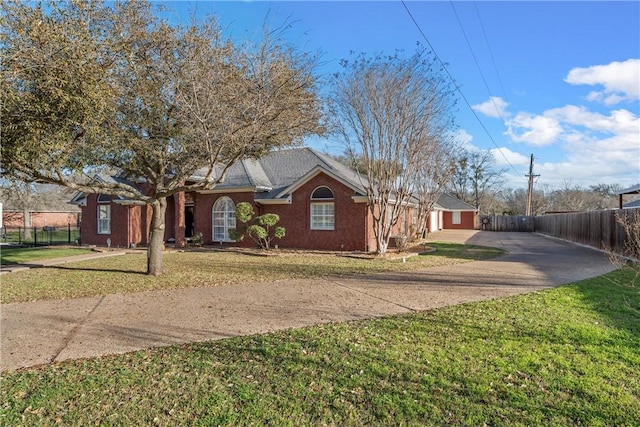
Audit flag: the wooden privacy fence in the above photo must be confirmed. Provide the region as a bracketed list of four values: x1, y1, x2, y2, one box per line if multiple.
[481, 208, 638, 254]
[481, 215, 535, 232]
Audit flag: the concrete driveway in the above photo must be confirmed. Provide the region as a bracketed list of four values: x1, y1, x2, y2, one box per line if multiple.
[1, 231, 616, 371]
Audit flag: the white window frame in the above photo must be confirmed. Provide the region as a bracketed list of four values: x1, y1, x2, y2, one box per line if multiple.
[212, 196, 236, 242]
[310, 186, 335, 231]
[452, 211, 461, 225]
[311, 202, 335, 230]
[97, 204, 111, 235]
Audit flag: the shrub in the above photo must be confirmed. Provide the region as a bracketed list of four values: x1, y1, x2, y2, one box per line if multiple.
[230, 202, 285, 250]
[190, 232, 204, 246]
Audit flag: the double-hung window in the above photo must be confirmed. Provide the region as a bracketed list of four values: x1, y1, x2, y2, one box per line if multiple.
[452, 211, 461, 225]
[310, 187, 334, 230]
[97, 204, 111, 234]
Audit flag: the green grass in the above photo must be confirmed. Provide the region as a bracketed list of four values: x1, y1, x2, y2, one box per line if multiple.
[1, 268, 638, 426]
[0, 242, 503, 303]
[0, 247, 93, 266]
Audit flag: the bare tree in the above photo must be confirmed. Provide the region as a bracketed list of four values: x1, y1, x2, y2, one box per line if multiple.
[413, 135, 458, 238]
[500, 186, 548, 215]
[1, 1, 324, 275]
[450, 150, 505, 214]
[331, 48, 456, 253]
[0, 178, 36, 238]
[608, 209, 640, 291]
[545, 181, 622, 212]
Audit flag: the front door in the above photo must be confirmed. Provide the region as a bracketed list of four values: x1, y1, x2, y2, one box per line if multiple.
[185, 206, 194, 238]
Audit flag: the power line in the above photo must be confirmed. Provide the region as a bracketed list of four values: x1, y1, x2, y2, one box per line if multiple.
[400, 0, 521, 178]
[450, 1, 510, 130]
[473, 2, 510, 105]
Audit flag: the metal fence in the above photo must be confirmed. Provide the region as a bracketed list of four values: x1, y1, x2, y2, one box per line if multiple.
[1, 224, 81, 246]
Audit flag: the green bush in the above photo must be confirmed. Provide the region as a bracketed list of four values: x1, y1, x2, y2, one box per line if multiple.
[230, 202, 285, 249]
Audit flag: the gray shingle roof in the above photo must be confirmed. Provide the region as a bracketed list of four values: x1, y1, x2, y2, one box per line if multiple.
[617, 184, 640, 195]
[71, 148, 473, 211]
[435, 193, 477, 211]
[213, 147, 369, 200]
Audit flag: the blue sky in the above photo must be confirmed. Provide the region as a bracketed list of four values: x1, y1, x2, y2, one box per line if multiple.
[165, 1, 640, 190]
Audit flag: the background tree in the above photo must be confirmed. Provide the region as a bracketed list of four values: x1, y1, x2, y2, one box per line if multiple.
[449, 150, 505, 214]
[500, 187, 548, 215]
[0, 178, 36, 238]
[413, 134, 458, 238]
[0, 178, 79, 237]
[546, 182, 621, 212]
[331, 48, 457, 253]
[1, 0, 323, 275]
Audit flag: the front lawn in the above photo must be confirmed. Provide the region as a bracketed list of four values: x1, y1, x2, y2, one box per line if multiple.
[0, 242, 503, 303]
[0, 247, 93, 266]
[1, 268, 638, 425]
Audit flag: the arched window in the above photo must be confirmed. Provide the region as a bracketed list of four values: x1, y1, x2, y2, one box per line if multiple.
[212, 196, 236, 242]
[310, 186, 334, 230]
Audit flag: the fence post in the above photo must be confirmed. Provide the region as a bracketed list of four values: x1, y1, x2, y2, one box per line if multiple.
[68, 223, 71, 243]
[33, 227, 37, 246]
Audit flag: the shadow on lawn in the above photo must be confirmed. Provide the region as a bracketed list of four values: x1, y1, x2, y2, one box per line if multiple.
[42, 265, 147, 275]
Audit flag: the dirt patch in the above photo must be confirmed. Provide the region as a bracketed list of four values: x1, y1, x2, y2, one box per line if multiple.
[172, 241, 437, 261]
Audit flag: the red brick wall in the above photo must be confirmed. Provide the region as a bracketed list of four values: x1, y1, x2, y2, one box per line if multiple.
[80, 195, 131, 247]
[192, 173, 370, 251]
[2, 211, 79, 228]
[366, 204, 418, 251]
[192, 192, 256, 246]
[442, 211, 477, 229]
[128, 205, 146, 247]
[272, 173, 369, 251]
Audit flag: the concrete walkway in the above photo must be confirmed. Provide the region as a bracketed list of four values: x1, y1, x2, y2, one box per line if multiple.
[1, 231, 615, 371]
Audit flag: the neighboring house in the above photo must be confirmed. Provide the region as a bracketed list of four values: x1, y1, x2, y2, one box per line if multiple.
[623, 199, 640, 209]
[1, 210, 80, 229]
[71, 147, 476, 251]
[427, 193, 478, 232]
[617, 184, 640, 209]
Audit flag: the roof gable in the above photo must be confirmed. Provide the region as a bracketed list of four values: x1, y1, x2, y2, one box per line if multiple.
[435, 193, 477, 211]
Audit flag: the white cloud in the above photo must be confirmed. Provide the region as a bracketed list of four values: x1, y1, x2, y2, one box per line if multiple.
[471, 96, 510, 118]
[522, 108, 640, 187]
[489, 147, 529, 168]
[453, 129, 479, 153]
[505, 112, 563, 146]
[467, 60, 640, 188]
[565, 59, 640, 105]
[504, 104, 639, 147]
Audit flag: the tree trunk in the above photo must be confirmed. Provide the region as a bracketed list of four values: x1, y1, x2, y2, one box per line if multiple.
[374, 214, 390, 254]
[23, 207, 32, 239]
[147, 197, 167, 276]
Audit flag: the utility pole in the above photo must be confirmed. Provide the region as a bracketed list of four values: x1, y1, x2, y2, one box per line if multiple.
[525, 154, 540, 216]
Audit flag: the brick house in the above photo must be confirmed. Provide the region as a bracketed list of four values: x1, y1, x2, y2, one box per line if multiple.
[427, 193, 478, 232]
[1, 210, 80, 229]
[71, 147, 476, 251]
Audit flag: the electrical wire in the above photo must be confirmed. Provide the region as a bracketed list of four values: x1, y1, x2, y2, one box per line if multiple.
[450, 1, 510, 130]
[474, 2, 510, 105]
[400, 0, 521, 177]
